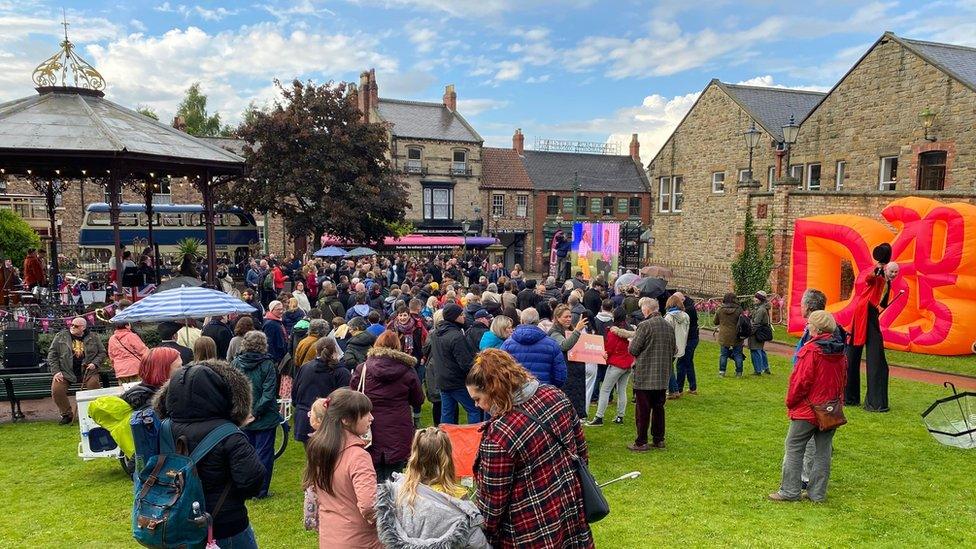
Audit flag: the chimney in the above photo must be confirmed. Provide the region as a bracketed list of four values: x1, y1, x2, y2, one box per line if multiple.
[172, 115, 186, 132]
[443, 84, 457, 111]
[513, 128, 524, 156]
[368, 68, 379, 106]
[358, 71, 370, 114]
[629, 133, 640, 163]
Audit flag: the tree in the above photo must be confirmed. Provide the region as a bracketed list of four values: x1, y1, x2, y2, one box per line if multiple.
[176, 83, 223, 137]
[730, 211, 775, 296]
[0, 209, 42, 269]
[136, 105, 159, 120]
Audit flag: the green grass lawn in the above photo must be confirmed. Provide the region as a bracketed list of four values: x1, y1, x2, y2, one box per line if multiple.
[1, 342, 973, 547]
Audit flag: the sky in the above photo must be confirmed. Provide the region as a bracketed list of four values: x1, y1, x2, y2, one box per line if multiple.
[2, 0, 975, 163]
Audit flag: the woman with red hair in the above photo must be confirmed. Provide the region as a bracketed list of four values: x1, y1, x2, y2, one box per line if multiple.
[120, 347, 182, 411]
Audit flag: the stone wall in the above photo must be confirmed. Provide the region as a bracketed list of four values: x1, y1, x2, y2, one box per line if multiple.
[389, 137, 483, 227]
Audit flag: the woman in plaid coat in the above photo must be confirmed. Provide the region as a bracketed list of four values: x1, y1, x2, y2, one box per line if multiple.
[467, 349, 593, 549]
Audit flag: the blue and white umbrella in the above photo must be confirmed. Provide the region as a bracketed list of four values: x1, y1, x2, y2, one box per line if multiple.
[314, 246, 348, 258]
[345, 246, 378, 258]
[111, 286, 255, 323]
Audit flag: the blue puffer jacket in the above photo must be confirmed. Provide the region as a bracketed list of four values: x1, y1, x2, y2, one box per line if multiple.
[500, 325, 567, 386]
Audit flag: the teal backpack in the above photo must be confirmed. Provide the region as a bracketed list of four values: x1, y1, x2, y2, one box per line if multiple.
[132, 419, 239, 548]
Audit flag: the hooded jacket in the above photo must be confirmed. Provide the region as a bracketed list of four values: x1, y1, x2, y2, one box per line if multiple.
[346, 303, 374, 321]
[479, 330, 505, 350]
[714, 303, 743, 347]
[262, 316, 289, 363]
[315, 431, 383, 549]
[664, 308, 691, 358]
[108, 326, 148, 378]
[342, 330, 377, 370]
[465, 322, 490, 353]
[748, 301, 771, 350]
[500, 325, 567, 387]
[230, 352, 284, 431]
[291, 358, 351, 442]
[351, 346, 425, 465]
[376, 473, 489, 549]
[153, 360, 265, 540]
[592, 310, 614, 337]
[787, 333, 847, 423]
[431, 321, 475, 392]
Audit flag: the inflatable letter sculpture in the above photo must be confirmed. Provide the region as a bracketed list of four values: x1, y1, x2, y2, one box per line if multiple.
[788, 197, 976, 356]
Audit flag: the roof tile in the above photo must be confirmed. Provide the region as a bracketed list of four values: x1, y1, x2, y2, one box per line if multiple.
[481, 147, 533, 190]
[376, 98, 482, 143]
[521, 150, 649, 193]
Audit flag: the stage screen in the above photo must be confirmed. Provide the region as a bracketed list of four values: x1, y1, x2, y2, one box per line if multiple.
[571, 222, 620, 280]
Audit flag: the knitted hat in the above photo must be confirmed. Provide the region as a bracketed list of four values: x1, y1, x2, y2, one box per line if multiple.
[443, 303, 464, 323]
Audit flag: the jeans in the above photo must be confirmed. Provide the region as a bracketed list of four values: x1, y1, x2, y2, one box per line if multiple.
[750, 348, 769, 374]
[778, 420, 836, 501]
[215, 525, 258, 549]
[634, 389, 666, 445]
[676, 338, 698, 392]
[440, 388, 484, 424]
[718, 345, 744, 374]
[374, 460, 406, 483]
[668, 362, 679, 394]
[584, 363, 599, 410]
[244, 428, 276, 497]
[595, 366, 631, 420]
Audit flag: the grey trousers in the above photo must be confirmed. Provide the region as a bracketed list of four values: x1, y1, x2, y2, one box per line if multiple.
[595, 366, 632, 419]
[779, 420, 835, 501]
[784, 438, 816, 484]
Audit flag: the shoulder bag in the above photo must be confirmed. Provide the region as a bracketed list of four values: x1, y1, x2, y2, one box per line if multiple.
[806, 357, 848, 431]
[518, 407, 609, 523]
[354, 362, 373, 448]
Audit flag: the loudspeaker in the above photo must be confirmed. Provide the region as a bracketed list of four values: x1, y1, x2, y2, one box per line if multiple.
[4, 351, 40, 368]
[4, 339, 37, 354]
[4, 328, 35, 342]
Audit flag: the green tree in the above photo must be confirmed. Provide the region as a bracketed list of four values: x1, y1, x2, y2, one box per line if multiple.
[175, 82, 223, 137]
[220, 79, 409, 248]
[730, 211, 775, 296]
[135, 105, 159, 120]
[0, 209, 42, 269]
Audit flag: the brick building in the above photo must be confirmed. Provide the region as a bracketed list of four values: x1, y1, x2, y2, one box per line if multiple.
[481, 139, 535, 268]
[647, 31, 976, 296]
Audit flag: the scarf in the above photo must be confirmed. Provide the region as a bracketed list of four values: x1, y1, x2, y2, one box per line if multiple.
[265, 310, 282, 321]
[394, 317, 418, 354]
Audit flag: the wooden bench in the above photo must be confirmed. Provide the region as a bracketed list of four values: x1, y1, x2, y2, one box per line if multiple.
[0, 370, 120, 420]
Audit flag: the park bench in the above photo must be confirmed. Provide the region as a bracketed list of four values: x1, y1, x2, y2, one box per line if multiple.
[0, 369, 119, 420]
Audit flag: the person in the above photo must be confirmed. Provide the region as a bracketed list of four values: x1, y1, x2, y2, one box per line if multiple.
[22, 248, 45, 290]
[293, 338, 351, 445]
[303, 388, 382, 549]
[293, 280, 312, 312]
[341, 317, 376, 370]
[157, 321, 193, 366]
[466, 349, 593, 548]
[318, 283, 346, 322]
[262, 300, 289, 365]
[465, 309, 492, 352]
[193, 336, 218, 362]
[202, 315, 234, 360]
[421, 309, 451, 426]
[589, 307, 634, 426]
[295, 319, 329, 368]
[245, 260, 261, 292]
[283, 297, 307, 336]
[714, 292, 745, 377]
[674, 291, 699, 395]
[663, 294, 690, 399]
[583, 280, 604, 319]
[769, 310, 847, 503]
[241, 289, 265, 329]
[388, 308, 426, 365]
[153, 358, 265, 548]
[549, 304, 590, 419]
[107, 321, 148, 383]
[227, 316, 254, 361]
[120, 347, 181, 412]
[627, 300, 676, 451]
[517, 279, 542, 311]
[376, 427, 489, 548]
[748, 291, 772, 375]
[346, 292, 373, 321]
[350, 331, 425, 481]
[480, 315, 513, 350]
[846, 248, 899, 412]
[230, 331, 284, 499]
[175, 319, 203, 349]
[48, 318, 105, 424]
[272, 261, 286, 295]
[501, 307, 567, 387]
[432, 303, 483, 424]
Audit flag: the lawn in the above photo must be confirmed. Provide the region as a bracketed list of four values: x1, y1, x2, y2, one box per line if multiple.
[1, 342, 973, 548]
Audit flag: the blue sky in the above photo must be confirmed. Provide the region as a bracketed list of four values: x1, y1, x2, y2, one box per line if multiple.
[2, 0, 975, 162]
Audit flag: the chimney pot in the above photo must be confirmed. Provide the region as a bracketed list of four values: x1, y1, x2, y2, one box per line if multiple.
[513, 128, 524, 155]
[629, 133, 640, 163]
[443, 84, 457, 111]
[172, 115, 186, 132]
[368, 68, 378, 105]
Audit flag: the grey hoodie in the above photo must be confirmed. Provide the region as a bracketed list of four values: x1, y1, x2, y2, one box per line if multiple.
[375, 473, 490, 549]
[665, 309, 691, 358]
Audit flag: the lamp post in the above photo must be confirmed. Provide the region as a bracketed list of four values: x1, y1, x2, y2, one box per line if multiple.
[743, 121, 761, 183]
[919, 107, 937, 141]
[461, 218, 470, 258]
[782, 114, 799, 179]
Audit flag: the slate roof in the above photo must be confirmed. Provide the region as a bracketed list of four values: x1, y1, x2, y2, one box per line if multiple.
[0, 89, 244, 167]
[716, 81, 825, 141]
[521, 150, 649, 193]
[897, 35, 976, 92]
[375, 98, 482, 143]
[481, 147, 533, 190]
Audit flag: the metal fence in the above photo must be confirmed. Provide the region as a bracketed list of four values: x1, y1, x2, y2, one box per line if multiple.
[649, 259, 734, 298]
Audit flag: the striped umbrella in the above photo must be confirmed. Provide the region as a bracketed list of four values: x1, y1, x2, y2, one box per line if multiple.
[111, 285, 255, 323]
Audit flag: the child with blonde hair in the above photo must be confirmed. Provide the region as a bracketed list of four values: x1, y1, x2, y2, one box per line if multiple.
[375, 427, 488, 548]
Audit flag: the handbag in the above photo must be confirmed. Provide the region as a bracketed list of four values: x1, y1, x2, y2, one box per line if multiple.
[808, 398, 847, 431]
[518, 408, 609, 523]
[355, 362, 373, 449]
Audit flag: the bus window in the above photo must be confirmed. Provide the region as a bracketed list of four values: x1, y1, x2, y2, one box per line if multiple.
[186, 213, 202, 227]
[223, 214, 243, 226]
[161, 213, 182, 226]
[138, 213, 149, 226]
[119, 213, 138, 226]
[213, 214, 224, 227]
[87, 211, 110, 226]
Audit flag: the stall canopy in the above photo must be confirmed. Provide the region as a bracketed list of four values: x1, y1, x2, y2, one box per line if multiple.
[321, 234, 498, 250]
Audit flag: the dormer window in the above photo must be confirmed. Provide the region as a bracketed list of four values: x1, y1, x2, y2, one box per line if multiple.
[406, 147, 423, 174]
[451, 150, 468, 175]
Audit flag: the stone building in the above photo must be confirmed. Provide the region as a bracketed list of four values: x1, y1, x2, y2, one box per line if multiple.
[481, 137, 535, 268]
[647, 31, 976, 296]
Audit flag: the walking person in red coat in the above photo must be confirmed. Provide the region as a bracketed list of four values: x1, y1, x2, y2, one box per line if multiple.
[22, 248, 45, 290]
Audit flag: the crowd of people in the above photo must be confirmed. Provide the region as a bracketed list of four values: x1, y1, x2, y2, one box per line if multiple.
[41, 246, 886, 548]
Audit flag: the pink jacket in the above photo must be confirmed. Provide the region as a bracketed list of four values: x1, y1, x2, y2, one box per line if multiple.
[315, 432, 382, 549]
[108, 327, 148, 378]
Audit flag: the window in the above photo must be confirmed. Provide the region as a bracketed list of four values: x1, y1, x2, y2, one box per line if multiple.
[152, 179, 172, 204]
[602, 196, 614, 215]
[517, 194, 528, 217]
[659, 176, 682, 213]
[835, 161, 846, 191]
[806, 163, 821, 191]
[738, 169, 752, 184]
[161, 212, 183, 226]
[451, 150, 467, 175]
[576, 196, 587, 216]
[617, 198, 628, 213]
[589, 197, 601, 214]
[423, 186, 453, 220]
[918, 151, 946, 191]
[491, 193, 505, 217]
[712, 172, 725, 193]
[546, 195, 559, 215]
[406, 147, 422, 174]
[767, 166, 776, 191]
[629, 197, 641, 217]
[879, 156, 898, 191]
[789, 164, 804, 183]
[562, 196, 574, 213]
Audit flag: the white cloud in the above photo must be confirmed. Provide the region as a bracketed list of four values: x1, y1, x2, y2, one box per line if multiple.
[734, 75, 830, 93]
[456, 98, 509, 115]
[190, 6, 238, 21]
[408, 26, 437, 53]
[129, 19, 147, 32]
[493, 60, 521, 81]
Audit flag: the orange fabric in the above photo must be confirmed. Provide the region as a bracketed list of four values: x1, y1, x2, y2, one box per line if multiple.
[440, 422, 484, 478]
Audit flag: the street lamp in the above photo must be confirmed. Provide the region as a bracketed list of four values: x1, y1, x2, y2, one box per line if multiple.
[781, 114, 800, 179]
[742, 121, 761, 183]
[919, 107, 937, 141]
[461, 218, 470, 257]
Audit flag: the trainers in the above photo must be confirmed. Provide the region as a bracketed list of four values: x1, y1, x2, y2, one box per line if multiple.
[764, 369, 772, 375]
[613, 416, 624, 424]
[627, 443, 650, 452]
[767, 492, 799, 502]
[734, 372, 743, 378]
[718, 371, 726, 377]
[586, 417, 604, 427]
[688, 390, 698, 395]
[651, 441, 666, 449]
[58, 414, 73, 425]
[667, 393, 681, 400]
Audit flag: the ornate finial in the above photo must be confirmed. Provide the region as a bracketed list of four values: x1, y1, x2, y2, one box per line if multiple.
[32, 14, 105, 91]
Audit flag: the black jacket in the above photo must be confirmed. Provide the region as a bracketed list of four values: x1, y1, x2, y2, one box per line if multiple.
[291, 358, 351, 442]
[120, 383, 157, 411]
[317, 295, 346, 322]
[466, 322, 490, 352]
[341, 330, 376, 370]
[683, 295, 700, 340]
[153, 360, 264, 540]
[517, 288, 542, 311]
[159, 340, 193, 366]
[202, 319, 234, 360]
[583, 288, 603, 319]
[431, 321, 474, 392]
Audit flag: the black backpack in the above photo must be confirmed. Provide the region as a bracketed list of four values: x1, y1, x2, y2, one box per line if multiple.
[736, 315, 754, 340]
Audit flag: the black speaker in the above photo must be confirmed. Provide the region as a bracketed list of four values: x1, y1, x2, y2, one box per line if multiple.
[4, 351, 40, 368]
[4, 328, 35, 342]
[4, 339, 37, 354]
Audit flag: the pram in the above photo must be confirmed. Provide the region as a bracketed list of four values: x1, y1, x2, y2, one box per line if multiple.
[76, 385, 139, 474]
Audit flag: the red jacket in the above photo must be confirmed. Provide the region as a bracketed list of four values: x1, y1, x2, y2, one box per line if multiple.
[846, 270, 886, 346]
[787, 333, 847, 423]
[22, 255, 44, 287]
[272, 266, 286, 290]
[604, 329, 634, 369]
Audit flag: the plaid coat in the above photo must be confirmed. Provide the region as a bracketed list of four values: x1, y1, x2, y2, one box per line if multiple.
[474, 384, 593, 549]
[628, 316, 677, 390]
